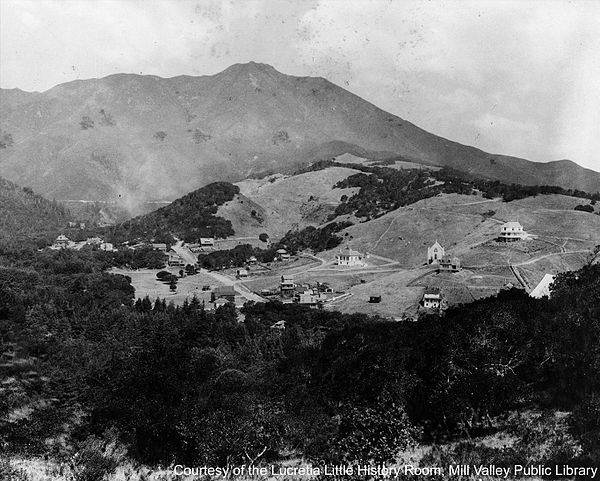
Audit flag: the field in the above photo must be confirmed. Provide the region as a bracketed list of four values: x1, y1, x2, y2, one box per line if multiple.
[110, 267, 222, 305]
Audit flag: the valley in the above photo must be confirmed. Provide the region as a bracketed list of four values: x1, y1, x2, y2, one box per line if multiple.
[107, 165, 600, 321]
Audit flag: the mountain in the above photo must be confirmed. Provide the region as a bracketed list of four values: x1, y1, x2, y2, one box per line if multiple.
[1, 62, 599, 207]
[0, 176, 69, 239]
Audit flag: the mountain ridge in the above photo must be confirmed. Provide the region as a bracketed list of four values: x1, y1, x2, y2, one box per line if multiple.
[1, 62, 599, 206]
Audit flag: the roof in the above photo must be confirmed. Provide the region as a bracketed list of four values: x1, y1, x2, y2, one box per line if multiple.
[276, 248, 288, 254]
[530, 274, 555, 299]
[214, 298, 231, 306]
[281, 275, 294, 282]
[213, 285, 237, 296]
[338, 246, 362, 257]
[56, 234, 69, 241]
[248, 256, 257, 261]
[429, 241, 443, 249]
[424, 287, 441, 295]
[502, 221, 523, 229]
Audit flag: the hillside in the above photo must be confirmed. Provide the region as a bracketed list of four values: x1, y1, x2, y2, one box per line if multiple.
[2, 62, 599, 208]
[106, 181, 239, 244]
[218, 167, 361, 239]
[0, 176, 69, 240]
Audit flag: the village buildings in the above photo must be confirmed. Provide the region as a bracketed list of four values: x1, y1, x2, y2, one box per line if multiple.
[52, 234, 71, 249]
[500, 221, 525, 241]
[427, 241, 445, 264]
[276, 248, 290, 261]
[200, 237, 215, 248]
[422, 287, 442, 309]
[211, 286, 237, 303]
[438, 256, 461, 272]
[167, 252, 185, 267]
[280, 275, 295, 297]
[336, 246, 365, 266]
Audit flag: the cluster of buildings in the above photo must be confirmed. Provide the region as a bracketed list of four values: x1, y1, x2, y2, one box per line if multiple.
[272, 275, 334, 306]
[50, 234, 115, 252]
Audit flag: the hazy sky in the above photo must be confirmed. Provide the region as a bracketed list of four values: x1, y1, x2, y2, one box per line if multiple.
[1, 0, 599, 171]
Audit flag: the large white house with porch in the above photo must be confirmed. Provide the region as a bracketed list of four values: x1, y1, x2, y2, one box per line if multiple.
[336, 246, 364, 266]
[500, 221, 525, 241]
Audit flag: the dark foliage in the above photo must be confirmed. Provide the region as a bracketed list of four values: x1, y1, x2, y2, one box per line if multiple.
[0, 238, 598, 469]
[103, 182, 238, 244]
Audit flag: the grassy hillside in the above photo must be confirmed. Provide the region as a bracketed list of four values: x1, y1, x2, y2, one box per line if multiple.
[0, 177, 69, 241]
[2, 62, 600, 207]
[220, 167, 360, 239]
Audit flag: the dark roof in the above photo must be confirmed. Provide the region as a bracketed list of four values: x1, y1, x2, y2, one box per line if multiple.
[424, 287, 441, 295]
[213, 285, 237, 296]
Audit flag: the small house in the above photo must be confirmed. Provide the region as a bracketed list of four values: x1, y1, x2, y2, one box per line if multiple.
[152, 243, 168, 252]
[422, 287, 442, 309]
[236, 268, 248, 278]
[438, 256, 461, 272]
[213, 298, 231, 308]
[248, 256, 258, 265]
[500, 221, 525, 241]
[100, 242, 115, 252]
[369, 295, 382, 303]
[211, 285, 237, 303]
[168, 253, 185, 267]
[200, 237, 215, 247]
[336, 246, 364, 266]
[53, 234, 70, 249]
[276, 248, 290, 261]
[427, 241, 445, 264]
[280, 275, 295, 297]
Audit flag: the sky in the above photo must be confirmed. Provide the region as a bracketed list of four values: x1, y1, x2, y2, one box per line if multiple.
[1, 0, 599, 171]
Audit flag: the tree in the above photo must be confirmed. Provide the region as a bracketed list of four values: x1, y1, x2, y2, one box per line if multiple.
[259, 233, 269, 243]
[169, 278, 177, 292]
[154, 131, 167, 141]
[80, 116, 95, 130]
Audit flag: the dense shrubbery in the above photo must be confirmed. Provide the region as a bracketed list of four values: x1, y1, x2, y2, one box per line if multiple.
[574, 204, 595, 213]
[279, 221, 353, 252]
[0, 239, 599, 470]
[104, 182, 238, 244]
[197, 243, 279, 270]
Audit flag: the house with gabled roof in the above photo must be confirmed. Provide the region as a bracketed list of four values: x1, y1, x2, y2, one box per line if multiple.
[422, 287, 442, 309]
[427, 241, 444, 264]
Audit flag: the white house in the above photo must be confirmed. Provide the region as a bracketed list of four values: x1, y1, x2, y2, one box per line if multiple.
[276, 248, 290, 261]
[530, 274, 555, 298]
[200, 237, 215, 247]
[280, 275, 295, 297]
[53, 235, 70, 249]
[336, 246, 364, 266]
[427, 242, 445, 264]
[500, 221, 525, 241]
[236, 268, 248, 278]
[422, 287, 442, 309]
[99, 242, 115, 252]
